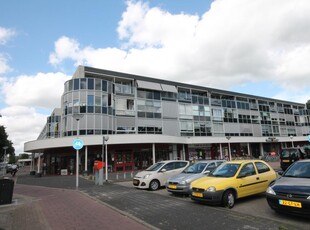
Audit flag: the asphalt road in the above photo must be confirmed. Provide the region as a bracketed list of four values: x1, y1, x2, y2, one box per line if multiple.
[12, 170, 309, 230]
[113, 181, 309, 230]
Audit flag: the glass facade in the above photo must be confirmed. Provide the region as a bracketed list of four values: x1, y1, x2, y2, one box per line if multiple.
[38, 68, 310, 140]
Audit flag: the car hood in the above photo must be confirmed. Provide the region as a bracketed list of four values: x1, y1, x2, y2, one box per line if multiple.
[272, 177, 310, 194]
[134, 170, 155, 178]
[168, 173, 204, 183]
[191, 176, 231, 189]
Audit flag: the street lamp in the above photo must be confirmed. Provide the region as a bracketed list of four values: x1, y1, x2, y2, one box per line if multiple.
[103, 135, 109, 182]
[73, 114, 84, 189]
[226, 136, 231, 160]
[2, 146, 8, 176]
[290, 135, 294, 147]
[2, 146, 8, 162]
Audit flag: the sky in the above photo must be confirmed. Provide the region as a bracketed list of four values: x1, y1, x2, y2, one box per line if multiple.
[1, 0, 310, 155]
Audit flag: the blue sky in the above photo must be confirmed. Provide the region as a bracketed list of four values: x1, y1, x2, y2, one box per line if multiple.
[1, 0, 310, 154]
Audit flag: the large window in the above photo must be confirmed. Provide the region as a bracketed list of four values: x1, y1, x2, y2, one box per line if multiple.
[194, 122, 212, 136]
[115, 98, 135, 116]
[179, 104, 193, 119]
[212, 109, 223, 122]
[137, 99, 161, 118]
[180, 121, 193, 136]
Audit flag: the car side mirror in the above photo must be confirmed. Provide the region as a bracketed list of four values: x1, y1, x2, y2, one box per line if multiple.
[278, 171, 284, 176]
[204, 170, 210, 175]
[160, 168, 167, 173]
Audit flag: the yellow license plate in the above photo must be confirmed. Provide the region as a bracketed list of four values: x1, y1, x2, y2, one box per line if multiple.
[192, 192, 203, 198]
[168, 185, 177, 189]
[279, 200, 302, 208]
[282, 160, 290, 163]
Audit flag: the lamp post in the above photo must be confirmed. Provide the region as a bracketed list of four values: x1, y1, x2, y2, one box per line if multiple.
[290, 135, 294, 147]
[103, 135, 109, 182]
[2, 146, 8, 176]
[2, 146, 8, 162]
[73, 114, 84, 189]
[226, 136, 231, 160]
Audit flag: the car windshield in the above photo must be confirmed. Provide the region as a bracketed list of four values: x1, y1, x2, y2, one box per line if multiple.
[280, 149, 299, 158]
[210, 163, 240, 178]
[182, 162, 207, 174]
[283, 162, 310, 178]
[145, 162, 165, 171]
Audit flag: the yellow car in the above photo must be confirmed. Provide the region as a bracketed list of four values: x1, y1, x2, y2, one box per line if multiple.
[190, 160, 277, 208]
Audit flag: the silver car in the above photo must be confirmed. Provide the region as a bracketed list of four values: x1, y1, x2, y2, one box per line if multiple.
[166, 160, 225, 195]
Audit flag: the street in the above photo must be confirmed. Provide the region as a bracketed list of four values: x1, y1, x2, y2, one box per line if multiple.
[9, 169, 310, 230]
[113, 181, 309, 230]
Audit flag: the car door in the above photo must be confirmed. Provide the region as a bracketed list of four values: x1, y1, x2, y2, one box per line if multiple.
[236, 163, 260, 198]
[254, 161, 276, 192]
[158, 162, 175, 185]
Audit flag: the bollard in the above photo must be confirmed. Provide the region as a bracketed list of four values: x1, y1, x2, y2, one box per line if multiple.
[131, 171, 133, 178]
[124, 172, 126, 179]
[116, 173, 119, 180]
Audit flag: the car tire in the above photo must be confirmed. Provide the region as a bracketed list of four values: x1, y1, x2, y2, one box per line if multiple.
[149, 179, 160, 191]
[222, 190, 235, 209]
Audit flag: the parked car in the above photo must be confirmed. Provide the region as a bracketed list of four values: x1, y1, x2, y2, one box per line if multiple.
[279, 147, 306, 171]
[266, 159, 310, 217]
[6, 164, 18, 174]
[166, 160, 225, 195]
[190, 160, 277, 208]
[133, 160, 189, 191]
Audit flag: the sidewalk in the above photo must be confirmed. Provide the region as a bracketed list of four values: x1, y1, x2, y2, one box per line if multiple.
[0, 175, 151, 230]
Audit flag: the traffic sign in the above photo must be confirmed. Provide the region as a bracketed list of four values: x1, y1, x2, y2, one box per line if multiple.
[73, 139, 84, 150]
[308, 135, 310, 142]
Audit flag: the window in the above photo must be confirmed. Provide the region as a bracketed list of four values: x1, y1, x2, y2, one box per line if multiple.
[88, 78, 94, 90]
[239, 163, 256, 176]
[179, 104, 193, 119]
[212, 109, 223, 122]
[255, 162, 270, 174]
[80, 78, 87, 89]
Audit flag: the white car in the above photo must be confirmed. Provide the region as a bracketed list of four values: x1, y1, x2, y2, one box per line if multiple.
[133, 160, 190, 191]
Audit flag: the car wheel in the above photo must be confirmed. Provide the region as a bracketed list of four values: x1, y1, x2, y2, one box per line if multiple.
[149, 179, 160, 191]
[222, 190, 235, 209]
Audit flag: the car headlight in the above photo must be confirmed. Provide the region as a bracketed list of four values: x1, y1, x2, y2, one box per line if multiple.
[143, 174, 151, 179]
[179, 180, 190, 185]
[266, 187, 276, 195]
[207, 186, 216, 192]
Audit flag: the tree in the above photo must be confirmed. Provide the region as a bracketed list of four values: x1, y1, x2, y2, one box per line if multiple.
[0, 124, 15, 162]
[306, 100, 310, 110]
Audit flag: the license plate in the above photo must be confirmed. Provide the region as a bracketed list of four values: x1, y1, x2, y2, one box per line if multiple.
[282, 160, 290, 163]
[279, 200, 302, 208]
[168, 185, 177, 189]
[192, 192, 203, 198]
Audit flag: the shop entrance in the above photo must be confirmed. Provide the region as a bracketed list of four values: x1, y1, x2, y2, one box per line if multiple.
[114, 151, 134, 172]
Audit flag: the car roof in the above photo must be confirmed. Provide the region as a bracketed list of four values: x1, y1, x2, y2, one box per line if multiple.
[191, 160, 225, 163]
[158, 160, 189, 163]
[224, 159, 265, 164]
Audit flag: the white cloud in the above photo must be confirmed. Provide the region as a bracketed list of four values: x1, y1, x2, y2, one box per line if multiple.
[48, 0, 310, 102]
[3, 72, 71, 109]
[0, 106, 47, 155]
[0, 27, 15, 45]
[0, 27, 15, 74]
[0, 54, 11, 74]
[0, 72, 70, 154]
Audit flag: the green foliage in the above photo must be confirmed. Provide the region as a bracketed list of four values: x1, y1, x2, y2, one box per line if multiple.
[0, 124, 15, 162]
[19, 153, 30, 159]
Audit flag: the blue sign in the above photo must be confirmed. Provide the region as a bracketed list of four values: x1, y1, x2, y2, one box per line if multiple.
[73, 139, 84, 150]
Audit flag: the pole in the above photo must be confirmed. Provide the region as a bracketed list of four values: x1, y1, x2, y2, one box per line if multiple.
[104, 136, 109, 182]
[76, 119, 79, 189]
[226, 136, 231, 160]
